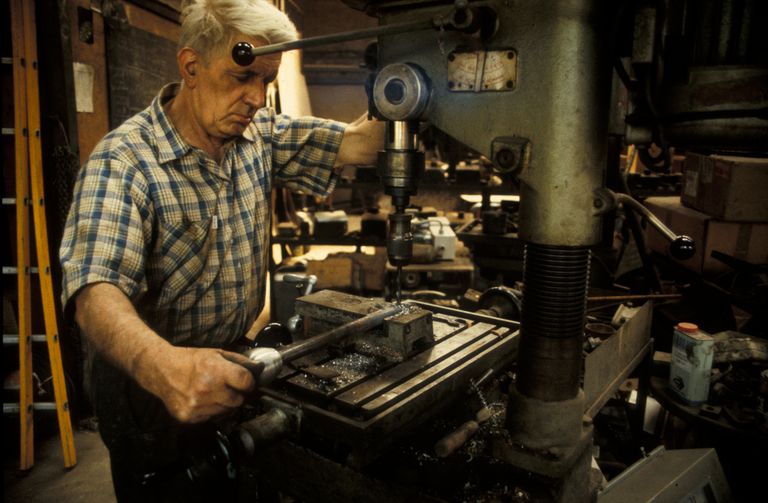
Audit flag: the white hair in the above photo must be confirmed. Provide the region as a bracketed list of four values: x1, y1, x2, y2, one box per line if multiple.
[179, 0, 298, 61]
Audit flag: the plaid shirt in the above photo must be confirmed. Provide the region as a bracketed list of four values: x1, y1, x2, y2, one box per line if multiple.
[60, 83, 345, 347]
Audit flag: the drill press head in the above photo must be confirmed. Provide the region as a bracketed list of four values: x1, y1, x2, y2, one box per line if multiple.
[373, 63, 431, 268]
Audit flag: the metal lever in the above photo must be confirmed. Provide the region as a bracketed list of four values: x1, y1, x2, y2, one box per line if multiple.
[238, 304, 404, 386]
[600, 190, 696, 260]
[231, 1, 490, 64]
[233, 19, 438, 64]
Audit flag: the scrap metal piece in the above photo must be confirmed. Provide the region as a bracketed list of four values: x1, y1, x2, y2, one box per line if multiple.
[712, 330, 768, 363]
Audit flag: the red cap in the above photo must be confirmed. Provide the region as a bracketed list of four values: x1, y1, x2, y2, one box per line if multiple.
[676, 322, 699, 332]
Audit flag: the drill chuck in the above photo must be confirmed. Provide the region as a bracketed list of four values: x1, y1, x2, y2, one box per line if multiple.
[388, 212, 414, 266]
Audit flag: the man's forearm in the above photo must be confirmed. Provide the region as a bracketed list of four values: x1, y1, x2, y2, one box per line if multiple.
[75, 282, 171, 390]
[74, 282, 257, 423]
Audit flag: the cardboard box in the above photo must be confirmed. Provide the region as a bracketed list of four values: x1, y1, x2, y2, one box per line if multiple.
[645, 197, 768, 275]
[682, 153, 768, 222]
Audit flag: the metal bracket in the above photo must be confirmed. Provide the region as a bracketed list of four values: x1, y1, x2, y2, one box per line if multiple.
[491, 136, 530, 174]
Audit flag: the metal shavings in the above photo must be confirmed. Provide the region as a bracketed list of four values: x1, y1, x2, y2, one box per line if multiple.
[350, 339, 405, 363]
[460, 482, 531, 503]
[290, 352, 383, 393]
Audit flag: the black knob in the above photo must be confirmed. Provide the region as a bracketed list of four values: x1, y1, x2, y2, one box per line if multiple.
[256, 322, 291, 348]
[383, 78, 406, 105]
[670, 235, 695, 260]
[232, 42, 255, 66]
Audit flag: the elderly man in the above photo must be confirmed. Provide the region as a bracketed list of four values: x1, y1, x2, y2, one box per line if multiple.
[59, 0, 383, 499]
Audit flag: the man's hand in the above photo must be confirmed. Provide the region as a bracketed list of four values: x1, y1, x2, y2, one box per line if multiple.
[335, 113, 386, 169]
[142, 347, 256, 424]
[75, 283, 256, 424]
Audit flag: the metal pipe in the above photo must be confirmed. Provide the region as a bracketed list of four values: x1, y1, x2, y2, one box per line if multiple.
[245, 19, 439, 58]
[277, 304, 403, 362]
[587, 293, 682, 302]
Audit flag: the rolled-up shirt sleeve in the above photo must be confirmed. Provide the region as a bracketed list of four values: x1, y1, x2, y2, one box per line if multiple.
[59, 154, 153, 320]
[252, 109, 347, 197]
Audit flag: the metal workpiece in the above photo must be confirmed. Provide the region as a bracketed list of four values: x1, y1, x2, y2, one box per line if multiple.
[294, 290, 434, 359]
[279, 303, 404, 362]
[381, 307, 434, 355]
[239, 303, 405, 387]
[373, 63, 431, 121]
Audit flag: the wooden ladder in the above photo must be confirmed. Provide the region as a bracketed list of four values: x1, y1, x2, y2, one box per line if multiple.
[7, 0, 77, 470]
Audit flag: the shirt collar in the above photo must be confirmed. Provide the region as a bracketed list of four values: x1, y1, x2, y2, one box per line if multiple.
[151, 83, 192, 164]
[242, 122, 257, 142]
[151, 83, 258, 164]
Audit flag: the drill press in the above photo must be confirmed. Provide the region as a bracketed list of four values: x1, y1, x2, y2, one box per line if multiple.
[373, 63, 429, 303]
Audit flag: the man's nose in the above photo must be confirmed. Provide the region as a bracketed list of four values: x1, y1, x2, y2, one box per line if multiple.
[243, 81, 265, 109]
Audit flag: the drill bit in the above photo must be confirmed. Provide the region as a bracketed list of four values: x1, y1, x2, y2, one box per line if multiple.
[396, 265, 403, 305]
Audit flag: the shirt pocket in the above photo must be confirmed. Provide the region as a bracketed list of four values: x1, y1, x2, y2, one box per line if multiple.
[156, 217, 231, 307]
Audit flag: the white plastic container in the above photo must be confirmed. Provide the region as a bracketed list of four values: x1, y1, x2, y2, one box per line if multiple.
[669, 322, 714, 405]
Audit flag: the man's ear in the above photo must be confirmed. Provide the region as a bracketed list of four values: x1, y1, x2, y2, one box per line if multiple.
[178, 47, 200, 88]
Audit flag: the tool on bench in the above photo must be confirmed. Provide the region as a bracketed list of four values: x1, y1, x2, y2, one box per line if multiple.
[223, 304, 405, 386]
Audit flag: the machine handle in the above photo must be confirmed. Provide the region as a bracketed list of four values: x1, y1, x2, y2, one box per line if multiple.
[221, 352, 267, 382]
[669, 235, 696, 261]
[605, 191, 696, 260]
[230, 1, 486, 64]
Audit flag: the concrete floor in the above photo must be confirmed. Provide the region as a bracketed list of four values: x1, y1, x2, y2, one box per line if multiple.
[4, 426, 116, 502]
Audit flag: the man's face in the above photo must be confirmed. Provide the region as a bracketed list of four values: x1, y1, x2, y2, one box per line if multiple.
[190, 36, 282, 140]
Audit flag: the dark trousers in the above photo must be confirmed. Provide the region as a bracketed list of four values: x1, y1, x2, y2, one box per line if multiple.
[91, 356, 243, 502]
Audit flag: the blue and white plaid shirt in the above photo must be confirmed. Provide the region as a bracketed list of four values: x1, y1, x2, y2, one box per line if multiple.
[60, 83, 345, 347]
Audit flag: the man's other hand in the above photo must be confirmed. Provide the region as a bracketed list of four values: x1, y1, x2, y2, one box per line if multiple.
[151, 347, 256, 424]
